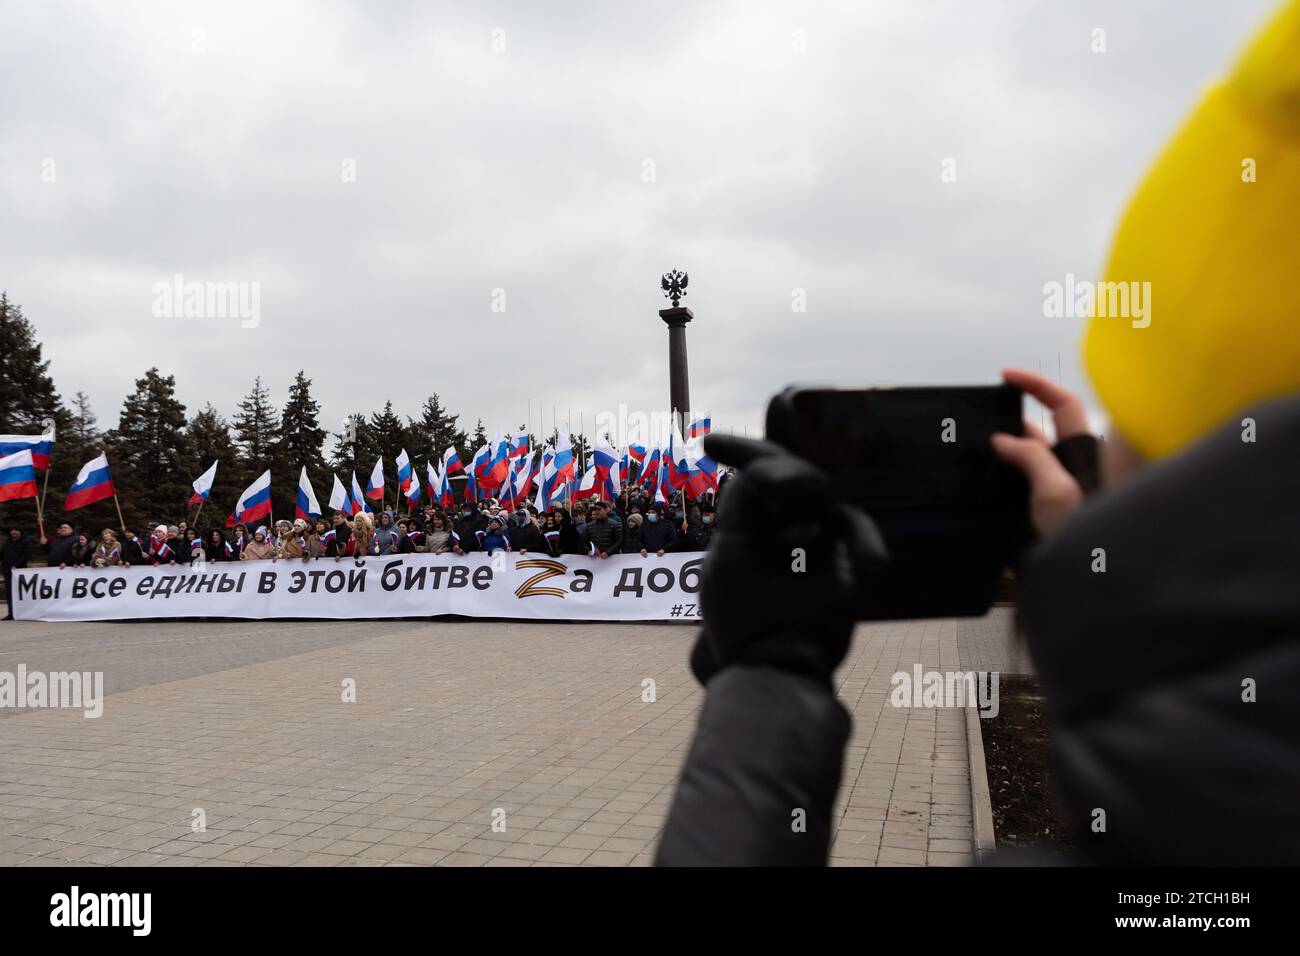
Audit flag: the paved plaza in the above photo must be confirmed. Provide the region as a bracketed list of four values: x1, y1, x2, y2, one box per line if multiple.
[0, 609, 1021, 867]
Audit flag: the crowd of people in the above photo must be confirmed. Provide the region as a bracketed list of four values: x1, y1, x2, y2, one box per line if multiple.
[2, 488, 723, 617]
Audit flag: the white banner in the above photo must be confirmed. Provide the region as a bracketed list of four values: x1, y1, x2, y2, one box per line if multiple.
[11, 552, 706, 623]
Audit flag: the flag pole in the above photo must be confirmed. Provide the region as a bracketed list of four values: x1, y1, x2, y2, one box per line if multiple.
[38, 465, 51, 520]
[33, 487, 45, 541]
[112, 492, 126, 533]
[193, 500, 205, 527]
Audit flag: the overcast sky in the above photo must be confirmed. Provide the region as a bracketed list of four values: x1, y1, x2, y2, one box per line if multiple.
[0, 0, 1278, 446]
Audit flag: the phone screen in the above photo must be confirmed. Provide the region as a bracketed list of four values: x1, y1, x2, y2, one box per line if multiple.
[769, 384, 1030, 620]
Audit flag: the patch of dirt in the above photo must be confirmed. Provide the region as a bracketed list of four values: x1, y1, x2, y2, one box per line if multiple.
[979, 674, 1076, 853]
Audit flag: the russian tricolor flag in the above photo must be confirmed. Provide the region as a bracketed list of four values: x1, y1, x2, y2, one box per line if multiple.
[442, 447, 464, 475]
[426, 461, 441, 504]
[483, 433, 510, 491]
[687, 412, 712, 440]
[350, 472, 371, 514]
[664, 425, 690, 490]
[592, 436, 621, 500]
[640, 447, 662, 496]
[684, 437, 718, 499]
[572, 464, 598, 501]
[508, 430, 530, 459]
[549, 428, 575, 493]
[296, 467, 322, 520]
[0, 432, 53, 470]
[0, 449, 39, 503]
[189, 460, 218, 506]
[227, 470, 272, 527]
[396, 449, 413, 495]
[66, 453, 116, 511]
[329, 474, 354, 516]
[365, 457, 385, 501]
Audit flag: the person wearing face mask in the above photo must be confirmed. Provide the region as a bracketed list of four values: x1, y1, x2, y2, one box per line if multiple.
[508, 507, 545, 554]
[453, 503, 487, 554]
[638, 505, 677, 557]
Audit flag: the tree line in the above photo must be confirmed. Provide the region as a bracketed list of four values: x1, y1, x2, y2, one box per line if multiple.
[1, 291, 593, 534]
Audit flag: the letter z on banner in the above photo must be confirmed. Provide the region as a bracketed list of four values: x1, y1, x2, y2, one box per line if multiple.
[11, 553, 706, 623]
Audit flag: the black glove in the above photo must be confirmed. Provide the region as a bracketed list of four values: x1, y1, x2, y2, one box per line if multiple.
[1052, 433, 1100, 495]
[690, 434, 888, 687]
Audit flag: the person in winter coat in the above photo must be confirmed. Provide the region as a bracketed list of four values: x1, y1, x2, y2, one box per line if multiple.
[120, 528, 148, 565]
[371, 511, 401, 555]
[148, 525, 178, 564]
[204, 528, 234, 562]
[42, 522, 78, 568]
[3, 527, 33, 619]
[93, 529, 121, 568]
[638, 506, 677, 557]
[69, 531, 95, 567]
[423, 513, 453, 554]
[350, 512, 374, 557]
[509, 508, 546, 555]
[325, 513, 352, 559]
[453, 505, 486, 554]
[621, 512, 644, 554]
[240, 526, 275, 561]
[477, 515, 511, 553]
[280, 519, 309, 560]
[583, 501, 622, 558]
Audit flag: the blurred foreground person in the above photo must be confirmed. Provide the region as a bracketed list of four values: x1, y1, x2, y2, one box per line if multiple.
[658, 0, 1300, 866]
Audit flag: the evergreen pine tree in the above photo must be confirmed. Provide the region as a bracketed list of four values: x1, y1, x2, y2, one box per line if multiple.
[186, 404, 242, 529]
[276, 371, 328, 518]
[369, 401, 406, 507]
[232, 376, 278, 489]
[108, 369, 190, 529]
[406, 394, 467, 478]
[0, 292, 70, 535]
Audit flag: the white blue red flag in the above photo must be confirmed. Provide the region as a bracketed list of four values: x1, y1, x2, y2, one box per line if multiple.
[66, 453, 115, 511]
[227, 470, 272, 527]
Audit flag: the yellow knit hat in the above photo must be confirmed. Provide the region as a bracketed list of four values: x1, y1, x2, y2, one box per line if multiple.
[1083, 0, 1300, 459]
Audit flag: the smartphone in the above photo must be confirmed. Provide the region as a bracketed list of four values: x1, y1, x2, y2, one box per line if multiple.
[765, 384, 1030, 620]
